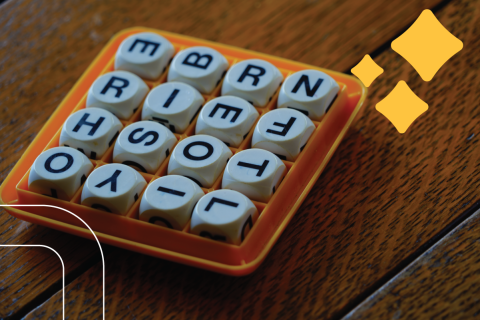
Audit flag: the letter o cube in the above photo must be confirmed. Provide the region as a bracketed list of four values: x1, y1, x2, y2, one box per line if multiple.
[168, 135, 232, 188]
[28, 147, 93, 201]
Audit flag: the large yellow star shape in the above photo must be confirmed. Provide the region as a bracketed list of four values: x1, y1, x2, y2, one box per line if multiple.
[392, 9, 463, 81]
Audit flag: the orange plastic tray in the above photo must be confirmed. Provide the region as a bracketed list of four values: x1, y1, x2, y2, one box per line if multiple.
[0, 27, 367, 276]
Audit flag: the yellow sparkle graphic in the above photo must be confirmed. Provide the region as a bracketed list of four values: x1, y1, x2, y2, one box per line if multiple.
[351, 54, 384, 87]
[392, 9, 463, 81]
[376, 81, 428, 134]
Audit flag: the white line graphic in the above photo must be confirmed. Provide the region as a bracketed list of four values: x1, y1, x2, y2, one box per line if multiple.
[0, 204, 105, 319]
[0, 245, 65, 319]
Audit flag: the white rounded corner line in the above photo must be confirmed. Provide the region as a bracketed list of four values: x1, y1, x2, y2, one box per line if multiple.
[0, 244, 65, 319]
[0, 204, 105, 320]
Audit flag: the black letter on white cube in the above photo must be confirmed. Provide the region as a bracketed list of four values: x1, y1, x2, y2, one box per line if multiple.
[208, 103, 243, 123]
[44, 153, 74, 173]
[183, 141, 214, 161]
[182, 52, 213, 69]
[237, 160, 269, 177]
[291, 75, 324, 97]
[129, 39, 160, 56]
[95, 169, 122, 192]
[237, 64, 266, 86]
[101, 77, 130, 98]
[128, 128, 159, 146]
[205, 197, 239, 211]
[266, 117, 296, 136]
[73, 113, 105, 136]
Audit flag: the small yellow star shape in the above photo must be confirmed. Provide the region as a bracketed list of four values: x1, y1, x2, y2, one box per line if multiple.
[376, 81, 428, 133]
[351, 54, 384, 87]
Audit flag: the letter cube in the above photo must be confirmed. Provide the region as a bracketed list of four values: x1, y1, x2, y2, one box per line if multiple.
[28, 147, 93, 200]
[141, 82, 204, 133]
[139, 175, 204, 230]
[81, 163, 147, 215]
[221, 59, 283, 107]
[195, 96, 259, 147]
[252, 108, 315, 161]
[115, 32, 175, 80]
[60, 107, 123, 159]
[167, 135, 232, 188]
[190, 189, 258, 245]
[113, 121, 177, 174]
[86, 70, 149, 120]
[167, 46, 228, 94]
[222, 149, 286, 202]
[277, 70, 340, 120]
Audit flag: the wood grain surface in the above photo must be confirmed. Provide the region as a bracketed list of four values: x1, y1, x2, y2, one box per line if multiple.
[1, 0, 478, 319]
[343, 208, 480, 320]
[0, 214, 103, 319]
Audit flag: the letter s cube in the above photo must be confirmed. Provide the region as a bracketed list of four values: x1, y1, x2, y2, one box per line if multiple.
[113, 121, 177, 174]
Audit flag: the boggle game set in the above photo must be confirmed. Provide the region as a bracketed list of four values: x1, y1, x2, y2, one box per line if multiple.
[0, 28, 366, 275]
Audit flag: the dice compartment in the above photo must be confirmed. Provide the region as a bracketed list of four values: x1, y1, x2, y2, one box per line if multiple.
[0, 28, 367, 276]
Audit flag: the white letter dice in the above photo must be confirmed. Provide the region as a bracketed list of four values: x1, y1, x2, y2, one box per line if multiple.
[168, 135, 232, 188]
[222, 149, 286, 202]
[221, 59, 283, 107]
[141, 82, 204, 133]
[190, 190, 258, 245]
[168, 46, 228, 94]
[139, 175, 204, 230]
[81, 163, 147, 215]
[115, 32, 175, 80]
[277, 70, 340, 120]
[252, 108, 315, 161]
[28, 147, 93, 200]
[87, 70, 149, 120]
[113, 121, 177, 174]
[60, 107, 123, 160]
[196, 96, 258, 147]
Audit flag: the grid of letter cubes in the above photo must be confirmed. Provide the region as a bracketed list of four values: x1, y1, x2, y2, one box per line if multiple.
[28, 32, 340, 245]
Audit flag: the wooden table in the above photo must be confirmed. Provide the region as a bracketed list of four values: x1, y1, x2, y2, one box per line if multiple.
[1, 0, 479, 319]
